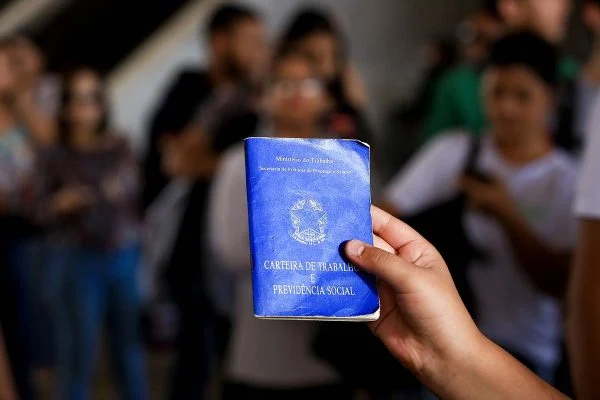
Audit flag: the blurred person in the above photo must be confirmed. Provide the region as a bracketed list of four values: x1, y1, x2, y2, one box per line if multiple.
[143, 4, 266, 399]
[555, 0, 600, 152]
[0, 38, 42, 400]
[7, 35, 57, 146]
[279, 8, 370, 141]
[423, 9, 502, 140]
[384, 32, 577, 379]
[340, 206, 567, 399]
[39, 67, 147, 400]
[424, 0, 578, 142]
[142, 3, 265, 209]
[8, 34, 61, 394]
[210, 49, 350, 400]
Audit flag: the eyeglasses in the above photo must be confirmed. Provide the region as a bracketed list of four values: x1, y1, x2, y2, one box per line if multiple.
[270, 78, 324, 98]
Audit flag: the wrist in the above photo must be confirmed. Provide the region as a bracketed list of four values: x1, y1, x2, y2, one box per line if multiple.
[421, 330, 492, 399]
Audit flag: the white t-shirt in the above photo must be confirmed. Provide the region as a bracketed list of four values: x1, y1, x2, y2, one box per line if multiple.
[385, 132, 578, 369]
[209, 144, 340, 388]
[576, 95, 600, 218]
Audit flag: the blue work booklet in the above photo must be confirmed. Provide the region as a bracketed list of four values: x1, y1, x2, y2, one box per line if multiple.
[244, 137, 379, 321]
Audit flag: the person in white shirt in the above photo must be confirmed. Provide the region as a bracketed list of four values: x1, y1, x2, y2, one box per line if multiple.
[209, 48, 345, 399]
[383, 31, 578, 378]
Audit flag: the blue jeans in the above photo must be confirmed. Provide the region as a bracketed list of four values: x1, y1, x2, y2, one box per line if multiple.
[55, 244, 148, 400]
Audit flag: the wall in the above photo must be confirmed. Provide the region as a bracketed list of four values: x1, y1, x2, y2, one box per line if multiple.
[107, 0, 479, 153]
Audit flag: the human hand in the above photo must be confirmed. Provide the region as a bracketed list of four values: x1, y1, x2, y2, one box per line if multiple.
[460, 175, 517, 219]
[161, 132, 198, 177]
[345, 206, 485, 385]
[102, 176, 122, 202]
[51, 186, 95, 215]
[161, 129, 216, 178]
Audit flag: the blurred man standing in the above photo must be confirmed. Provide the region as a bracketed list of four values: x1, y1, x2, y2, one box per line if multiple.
[143, 4, 265, 209]
[142, 4, 266, 400]
[386, 32, 577, 381]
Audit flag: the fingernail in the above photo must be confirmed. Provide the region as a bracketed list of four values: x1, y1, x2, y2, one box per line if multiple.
[346, 240, 365, 257]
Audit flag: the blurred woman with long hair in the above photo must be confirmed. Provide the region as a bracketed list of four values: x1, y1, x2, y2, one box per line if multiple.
[39, 67, 146, 400]
[279, 8, 371, 141]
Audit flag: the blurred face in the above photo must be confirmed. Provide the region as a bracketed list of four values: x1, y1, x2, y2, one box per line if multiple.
[0, 50, 15, 95]
[295, 32, 339, 82]
[497, 0, 572, 43]
[9, 37, 43, 83]
[583, 2, 600, 34]
[65, 70, 104, 133]
[217, 18, 268, 85]
[268, 55, 328, 129]
[483, 65, 553, 145]
[458, 13, 503, 64]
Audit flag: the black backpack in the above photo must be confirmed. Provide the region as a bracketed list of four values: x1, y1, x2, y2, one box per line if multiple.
[555, 78, 582, 154]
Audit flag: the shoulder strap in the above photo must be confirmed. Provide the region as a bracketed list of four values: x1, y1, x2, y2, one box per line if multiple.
[555, 78, 579, 153]
[462, 135, 482, 175]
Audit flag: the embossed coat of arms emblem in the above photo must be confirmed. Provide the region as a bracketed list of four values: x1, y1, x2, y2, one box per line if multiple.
[290, 199, 327, 245]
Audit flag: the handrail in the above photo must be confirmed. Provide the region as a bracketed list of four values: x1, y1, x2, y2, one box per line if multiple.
[0, 0, 71, 37]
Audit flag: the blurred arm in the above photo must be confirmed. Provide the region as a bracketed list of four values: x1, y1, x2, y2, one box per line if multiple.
[209, 147, 251, 272]
[0, 329, 16, 400]
[342, 64, 368, 110]
[496, 209, 572, 297]
[435, 336, 568, 400]
[103, 139, 140, 210]
[568, 219, 600, 400]
[142, 71, 205, 210]
[162, 126, 220, 179]
[382, 133, 466, 216]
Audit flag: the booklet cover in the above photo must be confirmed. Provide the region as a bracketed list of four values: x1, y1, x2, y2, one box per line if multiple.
[244, 137, 379, 321]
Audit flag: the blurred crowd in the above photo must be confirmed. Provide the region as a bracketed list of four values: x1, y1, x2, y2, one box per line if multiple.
[0, 0, 599, 399]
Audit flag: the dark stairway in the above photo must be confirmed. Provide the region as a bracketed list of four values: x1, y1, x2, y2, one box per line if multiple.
[28, 0, 192, 74]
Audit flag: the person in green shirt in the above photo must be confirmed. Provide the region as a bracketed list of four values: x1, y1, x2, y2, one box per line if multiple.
[424, 0, 577, 141]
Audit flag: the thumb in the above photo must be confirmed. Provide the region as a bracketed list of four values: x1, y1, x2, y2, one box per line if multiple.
[346, 240, 418, 291]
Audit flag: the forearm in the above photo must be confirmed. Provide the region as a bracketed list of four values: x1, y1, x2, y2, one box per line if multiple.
[498, 209, 570, 296]
[428, 335, 567, 400]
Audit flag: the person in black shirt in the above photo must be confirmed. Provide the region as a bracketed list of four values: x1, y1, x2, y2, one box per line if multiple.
[142, 4, 267, 400]
[143, 5, 266, 209]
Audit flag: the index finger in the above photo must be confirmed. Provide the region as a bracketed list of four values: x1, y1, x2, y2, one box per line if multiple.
[371, 205, 427, 251]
